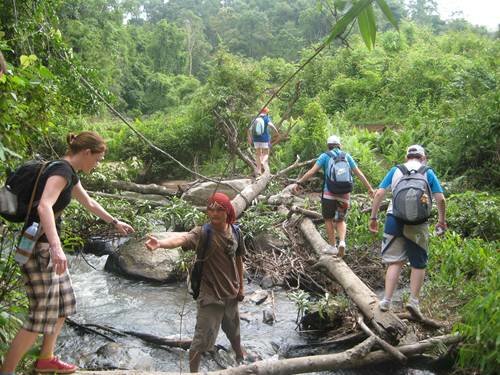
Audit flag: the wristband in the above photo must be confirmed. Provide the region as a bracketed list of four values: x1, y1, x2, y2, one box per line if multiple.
[111, 218, 118, 225]
[370, 217, 378, 220]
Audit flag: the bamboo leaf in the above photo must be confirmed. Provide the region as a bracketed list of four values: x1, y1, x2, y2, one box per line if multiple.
[367, 4, 377, 46]
[325, 0, 374, 45]
[376, 0, 399, 30]
[357, 5, 377, 49]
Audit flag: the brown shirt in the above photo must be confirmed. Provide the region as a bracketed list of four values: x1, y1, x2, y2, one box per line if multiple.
[183, 224, 245, 300]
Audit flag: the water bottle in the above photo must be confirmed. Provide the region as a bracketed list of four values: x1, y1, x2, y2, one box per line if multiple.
[15, 222, 40, 265]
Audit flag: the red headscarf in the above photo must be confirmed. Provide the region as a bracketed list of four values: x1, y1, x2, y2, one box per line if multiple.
[207, 192, 236, 224]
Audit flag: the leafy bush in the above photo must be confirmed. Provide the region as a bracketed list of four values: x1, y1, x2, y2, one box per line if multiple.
[80, 158, 143, 190]
[446, 192, 500, 241]
[426, 233, 499, 374]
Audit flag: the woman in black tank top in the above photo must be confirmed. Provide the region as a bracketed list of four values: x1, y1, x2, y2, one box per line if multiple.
[1, 131, 135, 374]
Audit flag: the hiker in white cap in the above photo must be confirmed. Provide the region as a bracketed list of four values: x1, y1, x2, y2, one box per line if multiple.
[369, 144, 447, 318]
[291, 135, 374, 257]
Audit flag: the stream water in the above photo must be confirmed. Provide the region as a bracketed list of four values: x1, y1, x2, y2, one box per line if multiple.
[55, 253, 440, 374]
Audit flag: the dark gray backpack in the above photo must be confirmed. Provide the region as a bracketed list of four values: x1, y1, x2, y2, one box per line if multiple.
[392, 164, 432, 224]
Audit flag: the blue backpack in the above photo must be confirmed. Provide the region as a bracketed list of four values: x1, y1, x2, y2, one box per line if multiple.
[325, 151, 353, 194]
[251, 116, 266, 137]
[189, 223, 241, 300]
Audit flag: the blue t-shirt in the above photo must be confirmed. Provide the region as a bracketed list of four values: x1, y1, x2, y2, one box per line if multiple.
[316, 148, 357, 196]
[252, 115, 271, 142]
[379, 163, 443, 193]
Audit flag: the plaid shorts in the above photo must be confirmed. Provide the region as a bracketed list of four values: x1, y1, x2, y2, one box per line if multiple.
[22, 242, 77, 334]
[190, 293, 240, 353]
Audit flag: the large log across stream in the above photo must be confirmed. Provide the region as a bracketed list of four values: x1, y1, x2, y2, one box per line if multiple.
[299, 217, 407, 340]
[75, 334, 461, 375]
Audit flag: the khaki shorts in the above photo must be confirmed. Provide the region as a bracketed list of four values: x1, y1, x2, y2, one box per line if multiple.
[190, 293, 240, 353]
[22, 243, 77, 334]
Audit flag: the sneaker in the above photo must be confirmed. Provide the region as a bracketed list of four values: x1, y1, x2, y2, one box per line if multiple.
[406, 298, 424, 320]
[322, 245, 338, 255]
[379, 298, 392, 312]
[35, 357, 77, 374]
[337, 240, 346, 257]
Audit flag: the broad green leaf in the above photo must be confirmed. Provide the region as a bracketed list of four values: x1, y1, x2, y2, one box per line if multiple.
[39, 65, 54, 79]
[9, 92, 17, 101]
[20, 54, 37, 68]
[10, 76, 26, 87]
[325, 0, 374, 45]
[358, 5, 377, 49]
[20, 55, 29, 67]
[376, 0, 399, 30]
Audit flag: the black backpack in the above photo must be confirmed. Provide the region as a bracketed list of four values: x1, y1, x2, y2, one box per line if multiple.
[189, 223, 241, 300]
[0, 160, 63, 222]
[391, 164, 432, 224]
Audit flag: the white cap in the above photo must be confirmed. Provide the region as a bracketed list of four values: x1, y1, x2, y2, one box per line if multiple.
[327, 135, 341, 145]
[406, 144, 426, 157]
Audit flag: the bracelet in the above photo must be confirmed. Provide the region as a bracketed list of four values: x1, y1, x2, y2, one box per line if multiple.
[370, 217, 378, 220]
[111, 218, 118, 225]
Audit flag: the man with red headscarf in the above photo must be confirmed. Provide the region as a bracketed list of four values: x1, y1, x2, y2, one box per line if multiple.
[146, 192, 246, 372]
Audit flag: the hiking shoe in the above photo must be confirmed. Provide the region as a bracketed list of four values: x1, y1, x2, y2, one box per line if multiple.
[406, 299, 424, 320]
[35, 357, 77, 374]
[322, 245, 338, 255]
[337, 240, 346, 257]
[379, 298, 392, 312]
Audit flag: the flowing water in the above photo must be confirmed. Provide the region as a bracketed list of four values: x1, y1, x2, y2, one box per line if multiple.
[55, 253, 439, 374]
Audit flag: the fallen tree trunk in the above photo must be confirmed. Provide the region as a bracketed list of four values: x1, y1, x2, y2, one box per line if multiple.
[109, 180, 178, 197]
[299, 217, 407, 340]
[357, 316, 407, 363]
[232, 170, 272, 217]
[75, 334, 461, 375]
[88, 191, 170, 206]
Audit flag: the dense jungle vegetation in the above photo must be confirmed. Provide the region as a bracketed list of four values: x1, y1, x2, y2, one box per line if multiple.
[0, 0, 498, 373]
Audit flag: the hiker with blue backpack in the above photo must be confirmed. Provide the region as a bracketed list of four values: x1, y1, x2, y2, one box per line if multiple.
[0, 131, 134, 375]
[145, 192, 246, 373]
[369, 145, 447, 318]
[247, 107, 279, 176]
[292, 135, 374, 257]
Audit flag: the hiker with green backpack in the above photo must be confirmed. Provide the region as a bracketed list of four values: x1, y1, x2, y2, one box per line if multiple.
[0, 131, 134, 375]
[247, 107, 279, 176]
[145, 192, 246, 373]
[291, 135, 374, 257]
[369, 145, 447, 318]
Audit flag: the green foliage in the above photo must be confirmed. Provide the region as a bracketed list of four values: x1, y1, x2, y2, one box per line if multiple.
[446, 192, 500, 241]
[290, 101, 328, 160]
[288, 290, 349, 323]
[426, 233, 499, 374]
[239, 203, 287, 241]
[455, 281, 499, 375]
[80, 158, 142, 190]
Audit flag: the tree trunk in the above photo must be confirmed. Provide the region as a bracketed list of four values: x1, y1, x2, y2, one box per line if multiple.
[75, 334, 461, 375]
[299, 217, 407, 340]
[109, 180, 177, 196]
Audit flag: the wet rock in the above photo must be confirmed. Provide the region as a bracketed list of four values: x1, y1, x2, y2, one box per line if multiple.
[249, 289, 269, 304]
[260, 275, 274, 289]
[263, 308, 275, 325]
[300, 310, 343, 331]
[82, 239, 113, 257]
[88, 343, 153, 370]
[252, 233, 288, 253]
[181, 179, 251, 206]
[104, 232, 183, 282]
